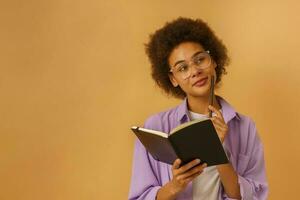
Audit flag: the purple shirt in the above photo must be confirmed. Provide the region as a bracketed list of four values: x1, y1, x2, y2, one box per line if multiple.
[128, 96, 268, 200]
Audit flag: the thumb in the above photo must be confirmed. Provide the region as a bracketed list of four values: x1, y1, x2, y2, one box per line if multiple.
[172, 159, 181, 170]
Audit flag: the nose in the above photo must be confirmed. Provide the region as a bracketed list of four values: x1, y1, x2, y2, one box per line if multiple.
[190, 64, 203, 77]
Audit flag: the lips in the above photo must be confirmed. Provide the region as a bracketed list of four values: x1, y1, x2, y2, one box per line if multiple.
[193, 77, 208, 86]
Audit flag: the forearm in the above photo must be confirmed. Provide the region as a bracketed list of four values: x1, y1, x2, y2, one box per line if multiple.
[156, 182, 178, 200]
[217, 163, 241, 199]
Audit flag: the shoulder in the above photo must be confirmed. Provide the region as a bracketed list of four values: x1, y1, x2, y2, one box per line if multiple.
[143, 104, 180, 131]
[233, 112, 263, 150]
[235, 112, 256, 129]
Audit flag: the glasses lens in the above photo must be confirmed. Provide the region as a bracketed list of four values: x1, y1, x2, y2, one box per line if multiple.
[174, 64, 188, 78]
[193, 52, 211, 69]
[173, 52, 211, 79]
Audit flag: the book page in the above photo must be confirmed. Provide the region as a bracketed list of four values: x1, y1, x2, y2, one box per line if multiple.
[170, 118, 209, 135]
[132, 126, 168, 138]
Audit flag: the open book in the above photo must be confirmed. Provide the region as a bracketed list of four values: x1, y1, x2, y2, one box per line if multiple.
[131, 118, 228, 166]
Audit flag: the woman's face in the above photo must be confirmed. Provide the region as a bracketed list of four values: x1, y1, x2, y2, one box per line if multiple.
[168, 41, 217, 98]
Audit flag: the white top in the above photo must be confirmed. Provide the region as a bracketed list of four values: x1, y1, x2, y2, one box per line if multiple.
[188, 110, 222, 200]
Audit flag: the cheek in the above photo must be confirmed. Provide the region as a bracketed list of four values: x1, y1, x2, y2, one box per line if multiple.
[176, 82, 190, 93]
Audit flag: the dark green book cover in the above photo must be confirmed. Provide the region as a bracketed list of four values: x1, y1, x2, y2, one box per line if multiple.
[131, 119, 229, 166]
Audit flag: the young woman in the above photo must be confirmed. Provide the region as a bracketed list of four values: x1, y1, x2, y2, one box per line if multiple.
[128, 17, 268, 200]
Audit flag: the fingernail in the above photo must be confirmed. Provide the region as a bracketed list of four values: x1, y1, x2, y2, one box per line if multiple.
[196, 159, 201, 163]
[203, 163, 207, 167]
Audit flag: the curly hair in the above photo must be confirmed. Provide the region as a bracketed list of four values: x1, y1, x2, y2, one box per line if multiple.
[145, 17, 229, 99]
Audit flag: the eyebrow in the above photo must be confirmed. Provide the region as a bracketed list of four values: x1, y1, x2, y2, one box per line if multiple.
[172, 51, 204, 68]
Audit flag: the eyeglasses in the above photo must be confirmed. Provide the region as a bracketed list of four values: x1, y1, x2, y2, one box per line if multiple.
[169, 50, 212, 80]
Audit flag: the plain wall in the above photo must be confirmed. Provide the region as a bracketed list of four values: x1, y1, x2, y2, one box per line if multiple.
[1, 0, 299, 199]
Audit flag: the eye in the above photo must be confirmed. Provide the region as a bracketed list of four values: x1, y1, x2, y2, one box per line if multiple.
[194, 56, 205, 64]
[177, 64, 188, 72]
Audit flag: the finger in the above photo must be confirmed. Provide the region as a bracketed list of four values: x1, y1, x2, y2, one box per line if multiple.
[212, 115, 228, 128]
[211, 117, 226, 127]
[211, 119, 227, 132]
[212, 121, 227, 133]
[211, 113, 225, 123]
[211, 122, 227, 142]
[216, 127, 226, 137]
[183, 170, 203, 184]
[208, 105, 224, 120]
[177, 159, 201, 174]
[172, 159, 181, 170]
[178, 163, 207, 180]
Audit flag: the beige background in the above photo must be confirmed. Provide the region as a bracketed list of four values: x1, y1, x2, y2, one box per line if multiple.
[1, 0, 299, 199]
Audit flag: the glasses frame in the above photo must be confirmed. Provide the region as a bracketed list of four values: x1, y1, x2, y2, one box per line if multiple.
[169, 50, 212, 80]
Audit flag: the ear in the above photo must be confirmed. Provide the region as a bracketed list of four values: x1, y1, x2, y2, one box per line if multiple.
[168, 73, 179, 87]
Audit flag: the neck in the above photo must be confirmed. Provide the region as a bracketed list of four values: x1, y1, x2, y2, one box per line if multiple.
[187, 94, 221, 115]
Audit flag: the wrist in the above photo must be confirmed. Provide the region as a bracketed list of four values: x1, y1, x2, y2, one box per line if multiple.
[156, 181, 179, 200]
[167, 181, 180, 197]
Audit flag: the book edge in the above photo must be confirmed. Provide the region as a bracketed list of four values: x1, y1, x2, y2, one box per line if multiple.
[131, 126, 168, 138]
[170, 118, 211, 135]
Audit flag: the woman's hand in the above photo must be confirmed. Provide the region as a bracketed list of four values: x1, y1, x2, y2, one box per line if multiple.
[208, 105, 228, 143]
[156, 159, 207, 200]
[170, 159, 207, 195]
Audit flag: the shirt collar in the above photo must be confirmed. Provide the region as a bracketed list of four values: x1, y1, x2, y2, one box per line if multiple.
[176, 95, 241, 124]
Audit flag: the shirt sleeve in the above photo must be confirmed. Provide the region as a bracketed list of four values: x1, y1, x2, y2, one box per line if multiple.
[222, 119, 269, 200]
[128, 116, 162, 200]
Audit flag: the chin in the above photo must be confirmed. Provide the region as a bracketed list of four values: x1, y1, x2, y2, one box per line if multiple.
[189, 90, 210, 98]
